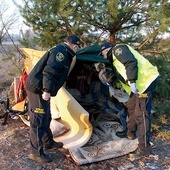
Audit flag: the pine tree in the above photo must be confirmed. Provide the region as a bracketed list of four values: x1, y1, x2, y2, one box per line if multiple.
[19, 0, 170, 51]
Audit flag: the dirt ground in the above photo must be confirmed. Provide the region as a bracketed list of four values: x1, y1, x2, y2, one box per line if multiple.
[0, 116, 170, 170]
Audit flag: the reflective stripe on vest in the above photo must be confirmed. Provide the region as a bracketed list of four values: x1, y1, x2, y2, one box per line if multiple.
[112, 45, 159, 95]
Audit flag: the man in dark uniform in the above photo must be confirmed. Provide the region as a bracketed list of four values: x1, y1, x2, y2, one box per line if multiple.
[99, 42, 159, 159]
[26, 35, 80, 163]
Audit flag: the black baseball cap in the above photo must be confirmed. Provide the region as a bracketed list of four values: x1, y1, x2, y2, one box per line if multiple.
[98, 42, 113, 56]
[64, 35, 81, 45]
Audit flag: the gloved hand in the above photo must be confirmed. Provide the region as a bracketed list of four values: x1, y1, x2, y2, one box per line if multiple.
[130, 83, 139, 94]
[108, 86, 115, 97]
[105, 81, 111, 87]
[42, 91, 51, 101]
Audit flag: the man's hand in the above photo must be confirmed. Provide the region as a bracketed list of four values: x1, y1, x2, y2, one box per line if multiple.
[105, 81, 111, 87]
[130, 83, 139, 94]
[42, 91, 51, 101]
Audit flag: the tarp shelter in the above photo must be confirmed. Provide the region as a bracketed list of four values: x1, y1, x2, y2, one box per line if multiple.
[12, 45, 138, 165]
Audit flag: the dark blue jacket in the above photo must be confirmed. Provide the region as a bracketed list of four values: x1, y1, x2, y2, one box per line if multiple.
[26, 44, 75, 96]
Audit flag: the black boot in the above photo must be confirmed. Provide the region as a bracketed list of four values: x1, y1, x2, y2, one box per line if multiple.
[116, 131, 136, 140]
[129, 147, 152, 160]
[29, 153, 53, 163]
[44, 140, 63, 150]
[116, 130, 127, 138]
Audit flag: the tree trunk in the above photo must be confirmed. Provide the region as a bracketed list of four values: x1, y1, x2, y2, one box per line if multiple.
[110, 32, 116, 44]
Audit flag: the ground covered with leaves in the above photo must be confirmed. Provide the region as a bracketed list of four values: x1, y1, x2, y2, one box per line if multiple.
[0, 113, 170, 170]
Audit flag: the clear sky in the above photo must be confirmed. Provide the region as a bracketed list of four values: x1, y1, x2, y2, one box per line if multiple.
[4, 0, 29, 34]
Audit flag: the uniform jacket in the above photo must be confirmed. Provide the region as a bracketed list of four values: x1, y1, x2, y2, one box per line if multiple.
[26, 44, 75, 96]
[108, 44, 159, 95]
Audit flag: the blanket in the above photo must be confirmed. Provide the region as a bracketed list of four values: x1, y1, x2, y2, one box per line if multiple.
[69, 111, 138, 165]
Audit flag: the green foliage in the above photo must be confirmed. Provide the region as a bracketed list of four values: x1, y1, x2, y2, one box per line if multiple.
[152, 102, 170, 140]
[19, 0, 170, 48]
[150, 53, 170, 98]
[19, 30, 41, 49]
[19, 0, 84, 47]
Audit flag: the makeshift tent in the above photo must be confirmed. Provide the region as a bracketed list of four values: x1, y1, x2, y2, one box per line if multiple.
[12, 45, 137, 165]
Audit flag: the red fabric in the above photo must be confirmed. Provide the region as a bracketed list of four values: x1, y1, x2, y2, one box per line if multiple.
[16, 69, 28, 103]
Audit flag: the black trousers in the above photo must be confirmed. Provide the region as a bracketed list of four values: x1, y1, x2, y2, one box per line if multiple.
[27, 90, 53, 155]
[126, 80, 157, 151]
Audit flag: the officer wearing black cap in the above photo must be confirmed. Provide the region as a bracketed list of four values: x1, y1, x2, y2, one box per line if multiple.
[26, 35, 80, 163]
[99, 42, 159, 159]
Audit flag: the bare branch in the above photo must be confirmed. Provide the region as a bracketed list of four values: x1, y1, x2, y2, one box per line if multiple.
[0, 1, 19, 43]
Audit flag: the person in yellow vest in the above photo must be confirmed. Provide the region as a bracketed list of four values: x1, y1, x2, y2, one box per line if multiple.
[99, 42, 159, 159]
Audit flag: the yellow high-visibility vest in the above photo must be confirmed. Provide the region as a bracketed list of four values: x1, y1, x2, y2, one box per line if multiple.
[112, 45, 159, 95]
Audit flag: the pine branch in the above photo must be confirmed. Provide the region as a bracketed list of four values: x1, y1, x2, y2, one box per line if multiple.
[141, 49, 167, 54]
[138, 29, 159, 50]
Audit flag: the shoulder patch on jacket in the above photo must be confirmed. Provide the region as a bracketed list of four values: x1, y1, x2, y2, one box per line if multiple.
[56, 52, 65, 62]
[114, 48, 122, 56]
